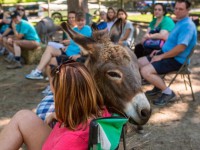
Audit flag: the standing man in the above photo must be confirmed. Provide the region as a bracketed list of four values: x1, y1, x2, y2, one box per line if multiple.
[138, 0, 197, 106]
[5, 11, 40, 69]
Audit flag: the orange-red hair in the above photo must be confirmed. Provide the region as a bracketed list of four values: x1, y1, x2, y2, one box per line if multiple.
[51, 62, 104, 130]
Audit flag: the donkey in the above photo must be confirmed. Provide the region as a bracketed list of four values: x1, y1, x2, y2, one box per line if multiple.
[61, 22, 151, 125]
[35, 17, 59, 44]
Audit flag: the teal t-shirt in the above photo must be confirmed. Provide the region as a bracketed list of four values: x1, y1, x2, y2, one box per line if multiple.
[66, 25, 92, 56]
[16, 20, 40, 43]
[149, 16, 175, 32]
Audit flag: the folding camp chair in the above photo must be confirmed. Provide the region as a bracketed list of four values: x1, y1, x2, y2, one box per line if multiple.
[164, 47, 196, 101]
[129, 23, 140, 50]
[88, 116, 128, 150]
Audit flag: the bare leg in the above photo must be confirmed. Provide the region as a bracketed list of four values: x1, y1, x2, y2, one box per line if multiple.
[13, 42, 21, 57]
[138, 56, 150, 69]
[37, 46, 61, 71]
[45, 57, 58, 80]
[3, 37, 14, 53]
[140, 64, 167, 91]
[0, 110, 51, 150]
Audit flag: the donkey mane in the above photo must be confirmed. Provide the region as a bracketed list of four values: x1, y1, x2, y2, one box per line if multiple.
[99, 44, 131, 65]
[92, 30, 131, 65]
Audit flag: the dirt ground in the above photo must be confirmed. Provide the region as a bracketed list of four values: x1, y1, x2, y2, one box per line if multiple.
[0, 30, 200, 150]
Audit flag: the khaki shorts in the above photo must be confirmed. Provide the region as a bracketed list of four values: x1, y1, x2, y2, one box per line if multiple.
[14, 40, 40, 50]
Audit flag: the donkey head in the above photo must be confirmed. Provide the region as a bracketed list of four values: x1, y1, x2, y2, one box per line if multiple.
[61, 22, 151, 125]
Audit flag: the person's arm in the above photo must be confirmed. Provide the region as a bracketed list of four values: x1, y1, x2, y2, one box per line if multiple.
[148, 30, 169, 40]
[12, 22, 24, 39]
[151, 44, 186, 63]
[2, 12, 11, 24]
[45, 112, 57, 125]
[119, 28, 131, 41]
[1, 28, 11, 37]
[69, 54, 81, 61]
[141, 27, 151, 43]
[149, 16, 175, 41]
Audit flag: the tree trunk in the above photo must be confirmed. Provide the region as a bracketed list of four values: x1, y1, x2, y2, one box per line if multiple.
[67, 0, 88, 13]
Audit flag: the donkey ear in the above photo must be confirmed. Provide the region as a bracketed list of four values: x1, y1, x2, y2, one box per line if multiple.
[60, 22, 96, 53]
[109, 18, 123, 43]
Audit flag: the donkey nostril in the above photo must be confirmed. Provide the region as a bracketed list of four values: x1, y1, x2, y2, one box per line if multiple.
[140, 109, 150, 119]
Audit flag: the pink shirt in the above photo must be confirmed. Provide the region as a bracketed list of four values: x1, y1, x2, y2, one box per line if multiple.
[42, 109, 111, 150]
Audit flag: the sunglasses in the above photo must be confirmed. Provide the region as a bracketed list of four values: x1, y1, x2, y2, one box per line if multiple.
[18, 8, 24, 11]
[154, 8, 162, 11]
[51, 60, 76, 76]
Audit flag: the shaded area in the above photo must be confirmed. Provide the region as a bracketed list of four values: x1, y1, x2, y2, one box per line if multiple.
[0, 29, 200, 149]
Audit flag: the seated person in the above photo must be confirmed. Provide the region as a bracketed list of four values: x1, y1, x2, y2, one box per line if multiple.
[16, 5, 28, 21]
[106, 7, 117, 32]
[0, 10, 11, 55]
[97, 11, 107, 23]
[0, 6, 28, 58]
[4, 11, 40, 69]
[47, 11, 77, 50]
[0, 61, 111, 149]
[134, 3, 175, 58]
[116, 8, 134, 47]
[138, 0, 197, 106]
[25, 11, 92, 80]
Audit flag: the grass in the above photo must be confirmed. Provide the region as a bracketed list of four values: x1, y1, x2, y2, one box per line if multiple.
[128, 14, 153, 23]
[128, 14, 200, 32]
[30, 13, 200, 32]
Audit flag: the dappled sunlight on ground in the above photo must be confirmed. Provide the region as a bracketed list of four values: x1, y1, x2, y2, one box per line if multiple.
[149, 103, 189, 124]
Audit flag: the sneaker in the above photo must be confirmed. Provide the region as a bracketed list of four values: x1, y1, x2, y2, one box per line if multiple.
[0, 47, 6, 56]
[25, 70, 44, 80]
[153, 91, 176, 106]
[145, 87, 161, 96]
[41, 85, 51, 95]
[4, 53, 15, 63]
[6, 61, 22, 69]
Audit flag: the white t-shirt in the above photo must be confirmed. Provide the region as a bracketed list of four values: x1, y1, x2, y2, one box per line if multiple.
[120, 20, 134, 46]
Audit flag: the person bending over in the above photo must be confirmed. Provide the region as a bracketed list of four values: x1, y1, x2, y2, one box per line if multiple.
[5, 11, 40, 69]
[138, 0, 197, 106]
[0, 61, 111, 150]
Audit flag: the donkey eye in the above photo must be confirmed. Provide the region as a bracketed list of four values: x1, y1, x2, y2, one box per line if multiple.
[106, 70, 123, 82]
[107, 72, 121, 78]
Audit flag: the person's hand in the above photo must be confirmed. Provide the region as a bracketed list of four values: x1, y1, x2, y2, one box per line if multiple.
[7, 38, 13, 45]
[143, 33, 151, 39]
[45, 112, 56, 126]
[4, 11, 10, 18]
[69, 54, 81, 61]
[118, 40, 123, 45]
[61, 39, 70, 45]
[151, 54, 163, 63]
[150, 50, 160, 57]
[142, 33, 151, 43]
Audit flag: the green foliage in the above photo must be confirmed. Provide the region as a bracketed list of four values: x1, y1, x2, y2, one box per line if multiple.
[128, 14, 153, 23]
[128, 14, 200, 32]
[0, 0, 38, 3]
